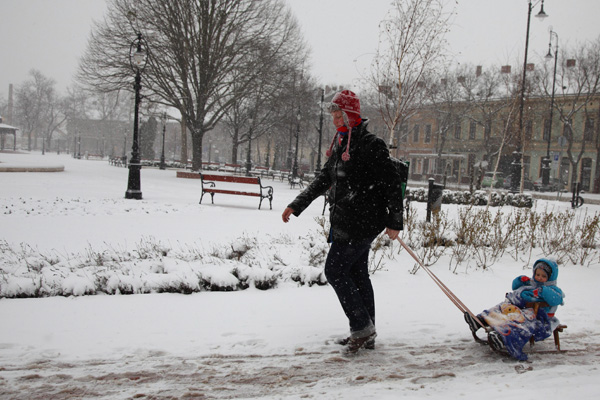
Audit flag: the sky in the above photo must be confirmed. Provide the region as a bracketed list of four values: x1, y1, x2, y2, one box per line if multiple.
[0, 0, 599, 101]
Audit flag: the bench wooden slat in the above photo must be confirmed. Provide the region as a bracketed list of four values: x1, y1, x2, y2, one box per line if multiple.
[204, 189, 261, 197]
[203, 174, 258, 184]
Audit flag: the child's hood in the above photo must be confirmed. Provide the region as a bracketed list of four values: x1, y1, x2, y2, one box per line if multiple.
[533, 258, 559, 285]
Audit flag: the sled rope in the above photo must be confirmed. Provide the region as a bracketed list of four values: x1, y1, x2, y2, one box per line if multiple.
[396, 237, 485, 327]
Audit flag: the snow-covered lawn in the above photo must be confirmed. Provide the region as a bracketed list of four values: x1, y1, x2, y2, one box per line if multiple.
[1, 152, 599, 399]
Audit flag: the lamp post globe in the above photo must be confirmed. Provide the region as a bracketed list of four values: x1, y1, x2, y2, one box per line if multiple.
[125, 33, 147, 200]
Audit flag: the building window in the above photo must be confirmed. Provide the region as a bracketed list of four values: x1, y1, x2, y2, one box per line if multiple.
[425, 124, 432, 143]
[582, 158, 592, 191]
[469, 121, 476, 140]
[413, 125, 420, 143]
[454, 120, 461, 139]
[584, 118, 595, 142]
[423, 158, 429, 175]
[543, 118, 551, 142]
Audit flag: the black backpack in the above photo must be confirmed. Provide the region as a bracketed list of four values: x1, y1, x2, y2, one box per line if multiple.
[390, 157, 409, 200]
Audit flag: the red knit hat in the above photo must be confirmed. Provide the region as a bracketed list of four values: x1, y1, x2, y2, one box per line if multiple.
[331, 90, 360, 115]
[325, 90, 361, 161]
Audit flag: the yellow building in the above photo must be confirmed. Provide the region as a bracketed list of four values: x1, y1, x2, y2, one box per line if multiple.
[385, 94, 600, 193]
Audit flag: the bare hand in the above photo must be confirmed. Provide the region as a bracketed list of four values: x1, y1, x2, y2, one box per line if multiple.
[282, 207, 295, 223]
[385, 228, 400, 240]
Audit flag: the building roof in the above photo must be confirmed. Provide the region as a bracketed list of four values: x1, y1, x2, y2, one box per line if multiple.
[0, 123, 19, 132]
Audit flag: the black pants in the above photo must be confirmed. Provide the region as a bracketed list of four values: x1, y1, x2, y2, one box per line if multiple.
[324, 239, 376, 337]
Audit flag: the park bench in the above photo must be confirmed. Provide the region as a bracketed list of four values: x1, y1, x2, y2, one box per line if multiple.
[289, 175, 304, 189]
[86, 153, 104, 160]
[201, 162, 221, 170]
[254, 166, 270, 177]
[199, 173, 273, 210]
[219, 163, 242, 174]
[271, 169, 290, 182]
[109, 156, 127, 167]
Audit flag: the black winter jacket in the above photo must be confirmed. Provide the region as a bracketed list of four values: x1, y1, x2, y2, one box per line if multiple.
[288, 119, 403, 243]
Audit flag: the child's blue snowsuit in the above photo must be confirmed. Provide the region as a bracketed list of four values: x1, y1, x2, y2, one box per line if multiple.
[479, 258, 565, 361]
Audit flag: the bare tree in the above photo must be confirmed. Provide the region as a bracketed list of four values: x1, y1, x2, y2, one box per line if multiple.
[458, 65, 525, 188]
[14, 69, 65, 152]
[366, 0, 453, 156]
[222, 50, 306, 167]
[540, 37, 600, 188]
[426, 67, 470, 175]
[78, 0, 305, 171]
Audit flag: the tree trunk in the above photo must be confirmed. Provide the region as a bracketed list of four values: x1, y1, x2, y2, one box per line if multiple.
[231, 143, 239, 164]
[191, 130, 204, 171]
[594, 147, 600, 193]
[180, 118, 188, 166]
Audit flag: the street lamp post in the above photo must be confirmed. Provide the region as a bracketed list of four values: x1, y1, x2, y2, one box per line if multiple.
[292, 110, 301, 180]
[511, 0, 548, 193]
[542, 28, 558, 186]
[160, 112, 167, 170]
[245, 117, 253, 176]
[315, 89, 324, 173]
[125, 33, 147, 200]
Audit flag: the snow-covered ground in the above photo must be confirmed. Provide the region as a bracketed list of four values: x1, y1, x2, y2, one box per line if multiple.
[1, 151, 599, 399]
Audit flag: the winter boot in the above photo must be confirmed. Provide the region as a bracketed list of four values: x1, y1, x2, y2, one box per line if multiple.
[464, 312, 483, 334]
[488, 330, 505, 352]
[336, 336, 375, 350]
[343, 332, 377, 354]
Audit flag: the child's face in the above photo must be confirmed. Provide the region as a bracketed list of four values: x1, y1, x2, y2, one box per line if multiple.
[534, 269, 549, 283]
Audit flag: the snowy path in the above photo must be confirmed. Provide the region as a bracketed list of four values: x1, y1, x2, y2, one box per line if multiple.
[2, 333, 599, 399]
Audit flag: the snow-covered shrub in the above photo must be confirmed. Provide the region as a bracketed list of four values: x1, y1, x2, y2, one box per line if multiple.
[287, 265, 327, 286]
[406, 187, 532, 207]
[0, 205, 596, 298]
[233, 263, 278, 290]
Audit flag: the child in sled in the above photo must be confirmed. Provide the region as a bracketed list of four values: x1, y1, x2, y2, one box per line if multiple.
[465, 258, 565, 361]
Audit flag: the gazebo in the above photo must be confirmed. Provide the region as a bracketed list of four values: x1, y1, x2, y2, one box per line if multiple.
[0, 122, 18, 151]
